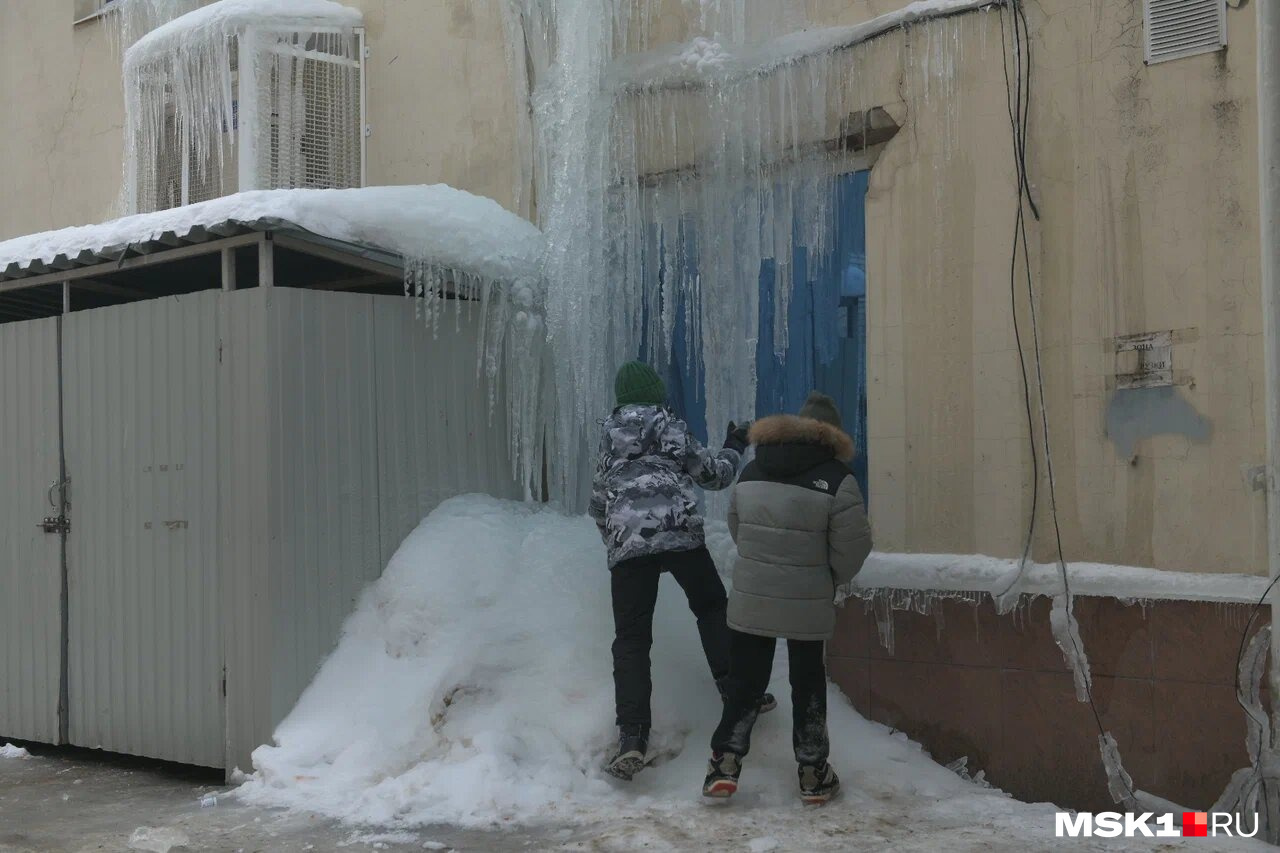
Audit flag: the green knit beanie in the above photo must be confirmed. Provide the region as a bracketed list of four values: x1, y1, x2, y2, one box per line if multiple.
[615, 361, 666, 407]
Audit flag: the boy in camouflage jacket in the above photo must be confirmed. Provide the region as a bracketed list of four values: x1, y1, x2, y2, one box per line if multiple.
[589, 361, 768, 780]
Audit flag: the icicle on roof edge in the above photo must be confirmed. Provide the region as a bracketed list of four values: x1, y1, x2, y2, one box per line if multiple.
[609, 0, 1004, 93]
[124, 0, 363, 69]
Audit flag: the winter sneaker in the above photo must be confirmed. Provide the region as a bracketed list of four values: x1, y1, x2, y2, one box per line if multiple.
[604, 726, 649, 781]
[702, 752, 742, 798]
[798, 762, 841, 805]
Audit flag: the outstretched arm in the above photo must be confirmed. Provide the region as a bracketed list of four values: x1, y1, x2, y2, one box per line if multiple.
[681, 432, 740, 492]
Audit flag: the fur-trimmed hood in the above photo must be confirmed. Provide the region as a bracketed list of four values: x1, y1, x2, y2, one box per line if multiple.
[749, 414, 854, 462]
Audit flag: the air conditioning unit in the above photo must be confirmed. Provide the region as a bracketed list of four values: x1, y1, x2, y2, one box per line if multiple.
[123, 2, 365, 213]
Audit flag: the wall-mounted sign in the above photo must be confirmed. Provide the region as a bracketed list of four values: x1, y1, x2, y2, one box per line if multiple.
[1115, 330, 1173, 389]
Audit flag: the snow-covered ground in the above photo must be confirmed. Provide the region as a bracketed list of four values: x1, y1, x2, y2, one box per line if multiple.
[236, 496, 1262, 851]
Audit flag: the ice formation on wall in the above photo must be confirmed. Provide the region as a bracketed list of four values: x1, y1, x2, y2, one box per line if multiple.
[505, 0, 986, 507]
[121, 0, 362, 214]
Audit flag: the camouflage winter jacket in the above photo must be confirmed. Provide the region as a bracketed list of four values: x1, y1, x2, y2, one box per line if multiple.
[588, 404, 740, 568]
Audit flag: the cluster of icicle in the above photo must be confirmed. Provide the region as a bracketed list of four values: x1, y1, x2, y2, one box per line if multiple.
[501, 0, 976, 509]
[405, 262, 549, 500]
[121, 1, 361, 214]
[122, 1, 239, 214]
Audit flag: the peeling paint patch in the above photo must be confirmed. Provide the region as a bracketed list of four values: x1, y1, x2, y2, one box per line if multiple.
[1105, 386, 1211, 459]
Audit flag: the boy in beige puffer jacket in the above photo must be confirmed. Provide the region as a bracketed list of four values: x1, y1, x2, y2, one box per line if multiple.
[701, 391, 872, 804]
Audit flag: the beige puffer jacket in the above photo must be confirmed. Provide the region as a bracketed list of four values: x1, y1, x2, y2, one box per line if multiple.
[727, 415, 872, 641]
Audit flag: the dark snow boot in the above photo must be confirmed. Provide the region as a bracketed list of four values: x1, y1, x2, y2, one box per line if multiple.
[702, 752, 742, 798]
[798, 762, 840, 805]
[604, 726, 649, 781]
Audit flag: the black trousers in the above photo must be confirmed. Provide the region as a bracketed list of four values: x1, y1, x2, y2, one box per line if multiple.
[611, 546, 731, 729]
[712, 629, 829, 766]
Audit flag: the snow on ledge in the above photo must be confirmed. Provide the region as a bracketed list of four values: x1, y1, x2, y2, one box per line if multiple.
[126, 0, 362, 69]
[610, 0, 1003, 92]
[846, 551, 1270, 605]
[0, 186, 544, 285]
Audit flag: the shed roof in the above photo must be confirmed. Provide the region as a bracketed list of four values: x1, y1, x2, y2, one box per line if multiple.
[0, 185, 544, 289]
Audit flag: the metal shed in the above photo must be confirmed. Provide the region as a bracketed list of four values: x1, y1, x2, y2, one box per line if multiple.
[0, 189, 534, 774]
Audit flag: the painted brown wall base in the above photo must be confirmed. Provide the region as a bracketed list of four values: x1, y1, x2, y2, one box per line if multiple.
[828, 594, 1260, 812]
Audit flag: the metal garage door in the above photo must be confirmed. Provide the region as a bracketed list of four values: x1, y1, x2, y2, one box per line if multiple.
[0, 317, 65, 744]
[62, 293, 223, 767]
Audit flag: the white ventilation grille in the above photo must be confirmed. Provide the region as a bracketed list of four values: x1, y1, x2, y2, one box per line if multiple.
[1144, 0, 1227, 65]
[257, 31, 362, 191]
[123, 6, 363, 214]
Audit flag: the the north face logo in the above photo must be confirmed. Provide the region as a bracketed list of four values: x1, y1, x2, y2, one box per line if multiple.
[813, 478, 829, 490]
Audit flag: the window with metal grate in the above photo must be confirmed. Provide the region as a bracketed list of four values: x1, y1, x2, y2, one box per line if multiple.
[1144, 0, 1227, 65]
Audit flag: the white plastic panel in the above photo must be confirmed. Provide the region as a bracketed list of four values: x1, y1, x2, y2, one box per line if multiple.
[0, 317, 63, 744]
[63, 293, 223, 767]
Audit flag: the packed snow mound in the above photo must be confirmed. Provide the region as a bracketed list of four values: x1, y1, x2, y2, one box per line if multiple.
[0, 186, 544, 285]
[239, 496, 1062, 840]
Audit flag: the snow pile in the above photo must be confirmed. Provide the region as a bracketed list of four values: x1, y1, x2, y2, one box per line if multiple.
[240, 496, 1065, 844]
[0, 186, 543, 286]
[846, 551, 1270, 604]
[0, 743, 31, 759]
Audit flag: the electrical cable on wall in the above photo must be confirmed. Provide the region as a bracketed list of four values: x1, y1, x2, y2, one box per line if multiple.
[995, 0, 1144, 809]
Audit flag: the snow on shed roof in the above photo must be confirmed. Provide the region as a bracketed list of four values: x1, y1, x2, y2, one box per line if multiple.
[126, 0, 362, 68]
[611, 0, 1003, 93]
[0, 186, 544, 285]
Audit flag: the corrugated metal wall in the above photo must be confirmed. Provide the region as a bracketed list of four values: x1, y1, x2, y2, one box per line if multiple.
[372, 298, 523, 566]
[218, 289, 273, 774]
[1, 288, 522, 771]
[63, 293, 223, 767]
[0, 317, 62, 744]
[221, 289, 522, 771]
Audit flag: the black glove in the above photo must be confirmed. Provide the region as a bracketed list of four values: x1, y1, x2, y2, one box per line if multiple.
[723, 420, 749, 454]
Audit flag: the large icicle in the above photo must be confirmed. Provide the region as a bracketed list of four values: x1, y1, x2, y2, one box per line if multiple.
[507, 0, 978, 509]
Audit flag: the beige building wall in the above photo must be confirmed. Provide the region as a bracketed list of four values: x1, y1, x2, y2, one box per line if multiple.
[1, 0, 1263, 575]
[0, 0, 522, 243]
[619, 0, 1263, 575]
[857, 0, 1264, 575]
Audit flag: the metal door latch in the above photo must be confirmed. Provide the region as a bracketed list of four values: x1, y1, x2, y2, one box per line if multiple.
[39, 516, 70, 534]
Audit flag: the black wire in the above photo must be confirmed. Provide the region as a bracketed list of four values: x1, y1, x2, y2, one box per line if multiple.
[995, 3, 1038, 598]
[1234, 574, 1280, 713]
[997, 0, 1137, 804]
[1015, 0, 1040, 222]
